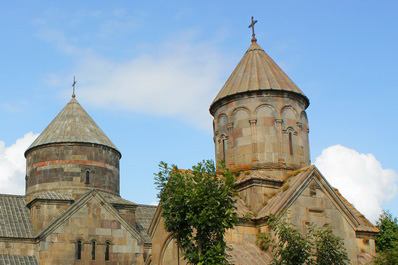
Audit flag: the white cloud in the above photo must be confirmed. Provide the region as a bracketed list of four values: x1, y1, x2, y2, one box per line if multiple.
[37, 19, 229, 130]
[72, 40, 225, 129]
[315, 144, 398, 223]
[0, 132, 39, 195]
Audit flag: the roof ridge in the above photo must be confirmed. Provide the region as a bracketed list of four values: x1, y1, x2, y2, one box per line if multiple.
[0, 193, 26, 197]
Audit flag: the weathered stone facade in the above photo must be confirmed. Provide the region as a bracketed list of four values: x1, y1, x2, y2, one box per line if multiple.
[0, 29, 378, 265]
[25, 144, 121, 202]
[0, 97, 156, 264]
[149, 37, 378, 265]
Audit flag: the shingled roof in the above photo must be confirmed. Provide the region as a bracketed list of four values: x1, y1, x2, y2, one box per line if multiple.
[211, 40, 309, 111]
[25, 97, 119, 155]
[98, 191, 137, 207]
[30, 192, 74, 202]
[0, 195, 35, 238]
[0, 255, 38, 265]
[135, 204, 157, 243]
[227, 242, 272, 265]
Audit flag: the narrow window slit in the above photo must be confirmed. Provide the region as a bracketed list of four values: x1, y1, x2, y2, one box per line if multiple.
[105, 241, 110, 261]
[92, 241, 96, 260]
[85, 170, 90, 184]
[289, 132, 293, 155]
[77, 240, 82, 260]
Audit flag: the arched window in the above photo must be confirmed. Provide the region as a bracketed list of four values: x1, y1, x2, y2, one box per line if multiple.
[91, 241, 96, 260]
[85, 170, 90, 184]
[289, 132, 293, 155]
[105, 241, 110, 261]
[77, 240, 82, 260]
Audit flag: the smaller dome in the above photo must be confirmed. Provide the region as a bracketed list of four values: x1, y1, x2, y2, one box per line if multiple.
[25, 97, 119, 155]
[211, 41, 309, 111]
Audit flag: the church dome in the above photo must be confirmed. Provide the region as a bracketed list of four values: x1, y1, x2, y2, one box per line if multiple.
[210, 40, 309, 114]
[25, 97, 119, 156]
[25, 96, 121, 201]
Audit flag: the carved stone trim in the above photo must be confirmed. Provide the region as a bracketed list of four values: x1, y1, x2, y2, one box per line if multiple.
[235, 177, 284, 191]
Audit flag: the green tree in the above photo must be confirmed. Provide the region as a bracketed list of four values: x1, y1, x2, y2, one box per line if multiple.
[375, 211, 398, 252]
[373, 211, 398, 265]
[313, 225, 349, 265]
[271, 220, 313, 265]
[257, 217, 349, 265]
[155, 160, 238, 265]
[373, 248, 398, 265]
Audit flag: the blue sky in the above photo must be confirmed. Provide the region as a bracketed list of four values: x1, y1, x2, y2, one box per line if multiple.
[0, 0, 397, 222]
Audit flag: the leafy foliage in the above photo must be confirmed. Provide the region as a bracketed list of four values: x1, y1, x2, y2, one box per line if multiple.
[374, 211, 398, 265]
[271, 220, 313, 265]
[256, 217, 349, 265]
[373, 247, 398, 265]
[313, 225, 349, 265]
[375, 211, 398, 252]
[155, 160, 238, 265]
[256, 232, 272, 251]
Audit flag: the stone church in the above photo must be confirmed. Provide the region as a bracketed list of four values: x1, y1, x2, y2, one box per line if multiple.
[0, 26, 377, 264]
[0, 94, 157, 264]
[148, 33, 378, 264]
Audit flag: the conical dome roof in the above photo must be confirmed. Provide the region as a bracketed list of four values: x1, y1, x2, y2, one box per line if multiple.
[211, 40, 309, 110]
[26, 97, 119, 155]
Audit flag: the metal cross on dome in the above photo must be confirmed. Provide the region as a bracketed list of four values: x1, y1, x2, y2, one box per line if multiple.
[248, 16, 258, 42]
[72, 76, 77, 98]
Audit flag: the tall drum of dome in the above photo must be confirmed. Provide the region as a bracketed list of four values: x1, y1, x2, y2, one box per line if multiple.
[210, 18, 310, 179]
[24, 88, 121, 203]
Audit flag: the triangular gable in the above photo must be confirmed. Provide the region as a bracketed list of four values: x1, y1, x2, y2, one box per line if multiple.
[256, 166, 377, 233]
[38, 190, 145, 243]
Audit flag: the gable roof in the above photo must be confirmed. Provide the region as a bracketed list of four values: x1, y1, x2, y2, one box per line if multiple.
[98, 191, 137, 207]
[227, 242, 272, 265]
[27, 192, 75, 208]
[0, 255, 38, 265]
[256, 166, 378, 233]
[25, 97, 119, 156]
[135, 204, 157, 243]
[38, 190, 145, 243]
[211, 40, 309, 111]
[0, 194, 35, 238]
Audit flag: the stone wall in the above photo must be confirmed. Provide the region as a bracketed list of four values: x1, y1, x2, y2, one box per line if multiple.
[29, 200, 72, 233]
[281, 179, 359, 264]
[212, 91, 310, 177]
[0, 240, 36, 257]
[37, 194, 144, 265]
[25, 143, 120, 202]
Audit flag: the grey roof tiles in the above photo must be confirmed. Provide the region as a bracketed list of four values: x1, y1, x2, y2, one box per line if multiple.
[30, 192, 74, 201]
[26, 97, 118, 154]
[135, 204, 157, 243]
[0, 255, 38, 265]
[212, 40, 307, 106]
[0, 195, 35, 238]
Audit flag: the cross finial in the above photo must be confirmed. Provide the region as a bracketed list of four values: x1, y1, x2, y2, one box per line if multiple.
[248, 16, 258, 43]
[72, 76, 77, 98]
